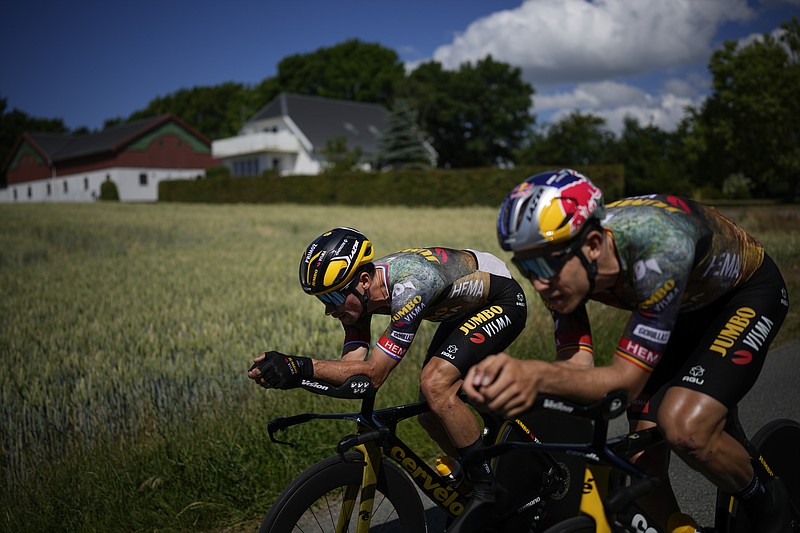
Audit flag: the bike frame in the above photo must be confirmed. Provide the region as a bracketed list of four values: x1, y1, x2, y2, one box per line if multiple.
[268, 394, 471, 530]
[470, 396, 789, 533]
[268, 388, 790, 532]
[267, 392, 578, 529]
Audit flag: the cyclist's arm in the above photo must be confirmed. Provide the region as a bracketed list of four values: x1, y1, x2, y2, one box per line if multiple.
[314, 316, 400, 387]
[552, 302, 595, 369]
[312, 345, 399, 389]
[339, 314, 372, 361]
[462, 352, 649, 417]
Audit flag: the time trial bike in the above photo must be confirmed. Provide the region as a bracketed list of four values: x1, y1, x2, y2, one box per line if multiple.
[260, 382, 800, 532]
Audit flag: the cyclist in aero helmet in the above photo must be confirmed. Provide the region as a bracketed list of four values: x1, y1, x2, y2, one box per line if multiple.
[299, 227, 376, 310]
[249, 227, 528, 529]
[466, 169, 791, 532]
[498, 168, 605, 296]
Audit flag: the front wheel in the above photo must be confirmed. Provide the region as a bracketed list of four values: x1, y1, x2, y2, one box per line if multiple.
[260, 452, 427, 532]
[715, 419, 800, 533]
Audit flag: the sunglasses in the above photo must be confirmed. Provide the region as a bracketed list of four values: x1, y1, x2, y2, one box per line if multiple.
[512, 245, 578, 280]
[315, 278, 358, 307]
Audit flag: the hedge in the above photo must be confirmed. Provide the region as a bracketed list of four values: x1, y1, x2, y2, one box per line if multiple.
[158, 165, 625, 206]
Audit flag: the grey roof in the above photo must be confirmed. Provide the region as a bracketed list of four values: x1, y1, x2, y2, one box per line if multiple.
[25, 115, 178, 162]
[247, 93, 388, 154]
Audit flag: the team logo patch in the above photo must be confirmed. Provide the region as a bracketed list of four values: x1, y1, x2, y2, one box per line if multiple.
[470, 333, 486, 344]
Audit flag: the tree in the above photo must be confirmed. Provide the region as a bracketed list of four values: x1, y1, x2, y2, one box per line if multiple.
[612, 117, 692, 196]
[517, 111, 615, 167]
[405, 56, 534, 168]
[375, 99, 433, 170]
[275, 39, 405, 105]
[685, 16, 800, 199]
[319, 136, 364, 173]
[0, 98, 69, 187]
[127, 82, 254, 140]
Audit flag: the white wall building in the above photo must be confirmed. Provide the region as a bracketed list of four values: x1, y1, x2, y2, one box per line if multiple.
[213, 93, 397, 176]
[2, 115, 214, 203]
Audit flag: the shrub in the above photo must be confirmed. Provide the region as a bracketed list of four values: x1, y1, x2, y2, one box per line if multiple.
[99, 180, 119, 201]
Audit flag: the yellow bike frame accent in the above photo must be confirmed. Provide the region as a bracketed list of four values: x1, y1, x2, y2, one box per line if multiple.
[579, 466, 613, 533]
[333, 442, 383, 533]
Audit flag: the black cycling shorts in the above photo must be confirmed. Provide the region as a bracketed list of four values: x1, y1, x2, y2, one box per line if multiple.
[630, 253, 789, 422]
[422, 274, 527, 377]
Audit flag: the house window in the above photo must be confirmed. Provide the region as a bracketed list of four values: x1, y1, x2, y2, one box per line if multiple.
[13, 188, 17, 200]
[84, 177, 89, 190]
[232, 158, 259, 177]
[106, 174, 111, 181]
[47, 183, 52, 196]
[63, 181, 68, 193]
[28, 186, 32, 198]
[272, 158, 280, 171]
[139, 173, 148, 186]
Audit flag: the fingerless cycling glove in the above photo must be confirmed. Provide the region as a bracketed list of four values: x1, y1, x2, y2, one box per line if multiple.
[250, 351, 313, 389]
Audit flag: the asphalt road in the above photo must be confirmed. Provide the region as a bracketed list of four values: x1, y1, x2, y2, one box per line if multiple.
[421, 341, 800, 531]
[662, 340, 800, 528]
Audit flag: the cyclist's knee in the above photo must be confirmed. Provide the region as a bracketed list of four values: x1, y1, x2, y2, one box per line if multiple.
[419, 359, 461, 406]
[658, 412, 716, 462]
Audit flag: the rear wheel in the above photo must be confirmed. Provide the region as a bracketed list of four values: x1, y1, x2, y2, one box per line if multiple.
[715, 419, 800, 532]
[540, 515, 596, 532]
[260, 452, 426, 532]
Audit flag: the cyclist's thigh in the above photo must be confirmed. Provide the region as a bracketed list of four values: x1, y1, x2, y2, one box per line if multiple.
[423, 274, 526, 376]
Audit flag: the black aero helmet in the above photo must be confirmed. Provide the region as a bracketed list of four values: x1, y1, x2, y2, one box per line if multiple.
[299, 227, 375, 296]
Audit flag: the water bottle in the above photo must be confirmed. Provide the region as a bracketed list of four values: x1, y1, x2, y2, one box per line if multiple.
[435, 456, 464, 487]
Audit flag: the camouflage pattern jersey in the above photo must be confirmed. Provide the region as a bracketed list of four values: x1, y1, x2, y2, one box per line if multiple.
[554, 195, 765, 372]
[341, 247, 518, 361]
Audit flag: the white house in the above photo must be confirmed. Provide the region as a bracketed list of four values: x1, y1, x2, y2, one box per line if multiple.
[1, 114, 216, 203]
[213, 93, 435, 176]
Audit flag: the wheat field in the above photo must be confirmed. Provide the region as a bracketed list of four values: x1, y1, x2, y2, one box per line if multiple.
[1, 201, 797, 531]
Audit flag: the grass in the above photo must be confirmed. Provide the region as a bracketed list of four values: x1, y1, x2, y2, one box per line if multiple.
[0, 202, 798, 532]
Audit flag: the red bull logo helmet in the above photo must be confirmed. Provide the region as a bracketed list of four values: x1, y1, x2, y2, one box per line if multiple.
[497, 169, 605, 252]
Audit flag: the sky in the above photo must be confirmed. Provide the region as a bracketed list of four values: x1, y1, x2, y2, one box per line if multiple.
[1, 0, 797, 136]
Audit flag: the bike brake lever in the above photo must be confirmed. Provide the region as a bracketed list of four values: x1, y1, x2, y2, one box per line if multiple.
[268, 417, 295, 446]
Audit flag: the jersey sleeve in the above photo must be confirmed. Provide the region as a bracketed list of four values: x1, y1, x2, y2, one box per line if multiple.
[375, 274, 428, 361]
[614, 234, 694, 372]
[341, 315, 372, 356]
[551, 299, 594, 359]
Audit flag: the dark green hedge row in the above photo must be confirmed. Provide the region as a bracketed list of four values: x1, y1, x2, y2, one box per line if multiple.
[159, 165, 625, 206]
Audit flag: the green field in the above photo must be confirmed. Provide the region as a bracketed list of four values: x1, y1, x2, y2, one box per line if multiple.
[1, 202, 798, 532]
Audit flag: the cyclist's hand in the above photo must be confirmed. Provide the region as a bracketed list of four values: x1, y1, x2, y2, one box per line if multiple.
[248, 351, 313, 390]
[463, 353, 543, 418]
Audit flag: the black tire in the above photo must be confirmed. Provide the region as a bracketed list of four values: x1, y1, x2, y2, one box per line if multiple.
[260, 452, 427, 532]
[715, 419, 800, 533]
[540, 515, 596, 533]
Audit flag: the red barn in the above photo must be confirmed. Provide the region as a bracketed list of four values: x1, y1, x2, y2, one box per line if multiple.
[2, 114, 216, 202]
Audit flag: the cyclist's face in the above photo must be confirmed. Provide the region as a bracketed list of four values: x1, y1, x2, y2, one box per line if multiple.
[528, 251, 591, 314]
[324, 285, 365, 324]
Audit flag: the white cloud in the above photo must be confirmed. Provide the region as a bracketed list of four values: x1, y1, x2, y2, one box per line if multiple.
[431, 0, 754, 85]
[415, 0, 756, 135]
[536, 80, 701, 134]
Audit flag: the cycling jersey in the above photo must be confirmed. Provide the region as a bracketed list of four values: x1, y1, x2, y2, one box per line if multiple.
[550, 195, 789, 417]
[342, 248, 527, 376]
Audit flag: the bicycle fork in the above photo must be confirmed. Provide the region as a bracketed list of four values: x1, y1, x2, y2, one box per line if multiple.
[337, 442, 383, 533]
